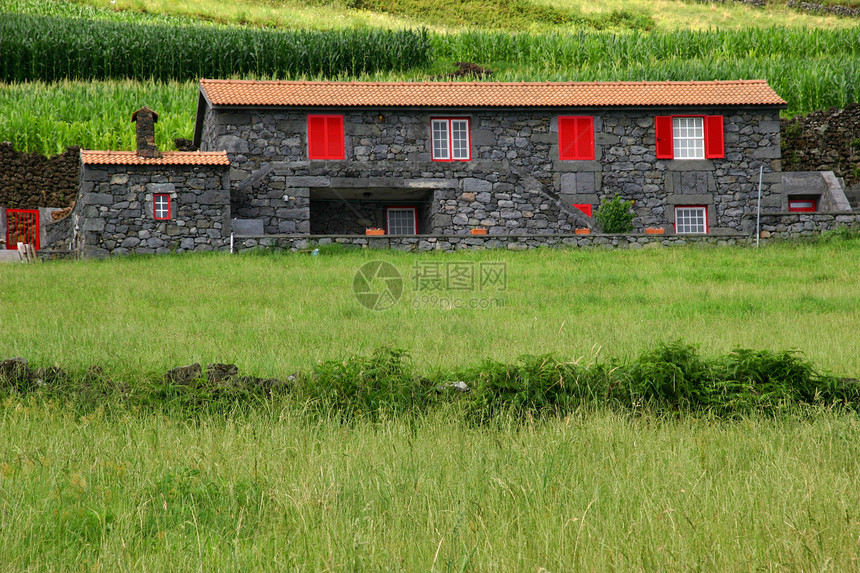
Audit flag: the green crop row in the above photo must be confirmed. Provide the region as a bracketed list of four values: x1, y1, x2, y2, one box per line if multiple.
[434, 28, 860, 116]
[0, 81, 196, 155]
[0, 13, 433, 83]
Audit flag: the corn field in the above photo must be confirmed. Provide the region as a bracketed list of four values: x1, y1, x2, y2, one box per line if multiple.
[0, 14, 433, 82]
[0, 81, 197, 155]
[433, 28, 860, 116]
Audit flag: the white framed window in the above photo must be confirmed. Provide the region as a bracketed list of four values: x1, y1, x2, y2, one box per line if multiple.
[673, 117, 705, 160]
[386, 207, 417, 235]
[431, 118, 470, 161]
[674, 206, 707, 234]
[154, 194, 171, 220]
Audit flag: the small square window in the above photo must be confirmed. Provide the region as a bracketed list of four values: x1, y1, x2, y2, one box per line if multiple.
[431, 118, 470, 161]
[788, 197, 817, 212]
[386, 207, 417, 235]
[673, 117, 705, 160]
[674, 206, 707, 234]
[154, 194, 171, 220]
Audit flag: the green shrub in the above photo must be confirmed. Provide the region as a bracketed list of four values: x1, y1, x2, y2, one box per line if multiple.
[594, 195, 635, 233]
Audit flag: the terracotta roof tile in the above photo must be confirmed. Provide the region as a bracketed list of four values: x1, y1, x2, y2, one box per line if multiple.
[81, 150, 230, 166]
[199, 79, 786, 108]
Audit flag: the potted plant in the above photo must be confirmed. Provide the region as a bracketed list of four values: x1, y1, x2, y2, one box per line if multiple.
[365, 228, 385, 236]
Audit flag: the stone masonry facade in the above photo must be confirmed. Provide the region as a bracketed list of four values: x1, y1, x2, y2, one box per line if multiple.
[74, 163, 230, 258]
[199, 106, 783, 236]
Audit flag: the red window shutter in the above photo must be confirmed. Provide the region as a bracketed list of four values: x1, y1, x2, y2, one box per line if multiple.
[308, 116, 326, 159]
[572, 203, 592, 217]
[655, 116, 673, 159]
[326, 116, 345, 159]
[704, 115, 724, 159]
[559, 116, 594, 160]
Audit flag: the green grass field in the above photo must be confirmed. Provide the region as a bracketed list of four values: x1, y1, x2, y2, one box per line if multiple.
[2, 242, 860, 377]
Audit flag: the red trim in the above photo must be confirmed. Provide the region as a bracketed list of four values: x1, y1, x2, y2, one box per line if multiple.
[704, 115, 725, 159]
[788, 197, 817, 212]
[431, 118, 471, 162]
[658, 115, 725, 160]
[673, 205, 708, 234]
[308, 114, 345, 160]
[655, 115, 673, 159]
[5, 209, 40, 250]
[572, 203, 593, 217]
[154, 194, 171, 220]
[385, 206, 418, 235]
[558, 116, 595, 160]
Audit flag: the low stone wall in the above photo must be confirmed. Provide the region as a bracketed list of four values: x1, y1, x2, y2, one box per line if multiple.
[754, 211, 860, 238]
[0, 143, 80, 209]
[232, 233, 753, 253]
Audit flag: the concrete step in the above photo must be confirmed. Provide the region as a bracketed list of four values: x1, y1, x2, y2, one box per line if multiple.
[0, 249, 22, 263]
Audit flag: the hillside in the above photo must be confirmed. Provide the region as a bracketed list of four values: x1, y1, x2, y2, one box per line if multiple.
[9, 0, 860, 31]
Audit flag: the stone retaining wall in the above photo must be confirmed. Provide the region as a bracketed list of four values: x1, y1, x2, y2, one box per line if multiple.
[754, 211, 860, 238]
[232, 233, 753, 253]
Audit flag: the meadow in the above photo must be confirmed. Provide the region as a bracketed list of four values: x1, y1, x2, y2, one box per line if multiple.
[2, 242, 860, 378]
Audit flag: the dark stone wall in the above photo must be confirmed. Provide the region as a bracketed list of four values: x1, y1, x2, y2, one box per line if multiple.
[200, 105, 783, 235]
[74, 164, 231, 258]
[0, 143, 80, 208]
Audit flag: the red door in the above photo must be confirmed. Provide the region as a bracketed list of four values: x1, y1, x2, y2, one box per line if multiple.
[5, 209, 40, 250]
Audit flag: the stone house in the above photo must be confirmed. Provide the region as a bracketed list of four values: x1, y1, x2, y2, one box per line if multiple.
[74, 107, 231, 258]
[192, 79, 787, 237]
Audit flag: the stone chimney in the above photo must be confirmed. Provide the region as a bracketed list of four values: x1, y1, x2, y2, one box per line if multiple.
[131, 106, 163, 159]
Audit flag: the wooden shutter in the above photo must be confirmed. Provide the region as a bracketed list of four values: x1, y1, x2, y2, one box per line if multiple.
[308, 115, 327, 159]
[308, 115, 344, 159]
[326, 116, 345, 159]
[559, 116, 594, 160]
[572, 203, 593, 217]
[655, 116, 673, 159]
[704, 115, 724, 159]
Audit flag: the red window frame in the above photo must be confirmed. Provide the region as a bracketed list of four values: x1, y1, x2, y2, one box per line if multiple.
[673, 205, 709, 234]
[386, 206, 418, 235]
[656, 115, 724, 160]
[788, 197, 817, 213]
[308, 114, 345, 160]
[154, 194, 171, 220]
[431, 118, 471, 162]
[572, 204, 593, 217]
[558, 116, 595, 160]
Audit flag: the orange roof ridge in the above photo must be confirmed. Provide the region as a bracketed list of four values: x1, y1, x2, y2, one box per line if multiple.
[198, 79, 786, 108]
[81, 150, 230, 166]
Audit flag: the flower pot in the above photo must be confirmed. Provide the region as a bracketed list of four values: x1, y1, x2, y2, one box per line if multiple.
[575, 229, 591, 235]
[645, 228, 665, 235]
[471, 228, 488, 235]
[365, 229, 385, 236]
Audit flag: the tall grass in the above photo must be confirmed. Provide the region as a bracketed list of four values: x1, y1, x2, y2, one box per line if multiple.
[0, 14, 433, 82]
[1, 403, 859, 569]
